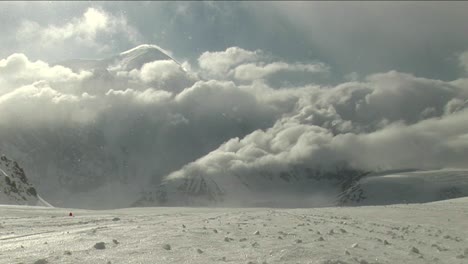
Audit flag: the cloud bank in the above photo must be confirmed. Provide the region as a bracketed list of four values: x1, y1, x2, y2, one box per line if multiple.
[1, 43, 468, 207]
[2, 43, 468, 208]
[156, 67, 468, 206]
[1, 7, 468, 207]
[197, 47, 328, 84]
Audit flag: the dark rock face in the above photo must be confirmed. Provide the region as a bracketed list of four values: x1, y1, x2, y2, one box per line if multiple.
[0, 154, 40, 205]
[337, 183, 367, 205]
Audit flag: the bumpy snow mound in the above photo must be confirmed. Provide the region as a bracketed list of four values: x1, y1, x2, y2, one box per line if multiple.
[134, 164, 369, 207]
[0, 155, 49, 206]
[2, 199, 467, 264]
[338, 169, 468, 205]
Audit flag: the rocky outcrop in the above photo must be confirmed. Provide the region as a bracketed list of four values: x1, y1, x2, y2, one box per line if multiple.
[0, 154, 43, 205]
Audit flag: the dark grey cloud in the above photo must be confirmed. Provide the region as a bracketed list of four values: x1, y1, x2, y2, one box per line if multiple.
[248, 1, 468, 81]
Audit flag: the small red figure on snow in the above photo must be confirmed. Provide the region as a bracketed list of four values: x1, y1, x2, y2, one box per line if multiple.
[69, 212, 73, 217]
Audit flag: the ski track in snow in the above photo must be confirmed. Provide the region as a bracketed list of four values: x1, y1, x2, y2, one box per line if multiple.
[0, 199, 468, 264]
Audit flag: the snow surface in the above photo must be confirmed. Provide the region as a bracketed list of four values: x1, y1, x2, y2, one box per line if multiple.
[1, 199, 467, 264]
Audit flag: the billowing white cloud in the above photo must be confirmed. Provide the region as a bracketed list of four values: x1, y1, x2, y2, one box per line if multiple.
[139, 60, 182, 83]
[1, 45, 468, 208]
[166, 73, 468, 181]
[0, 53, 91, 94]
[0, 50, 278, 207]
[197, 47, 329, 85]
[106, 88, 173, 105]
[0, 81, 96, 126]
[155, 66, 468, 206]
[128, 60, 198, 93]
[162, 106, 468, 205]
[198, 47, 263, 78]
[336, 108, 468, 170]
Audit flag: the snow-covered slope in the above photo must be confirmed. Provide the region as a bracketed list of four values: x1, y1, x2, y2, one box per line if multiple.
[134, 165, 369, 207]
[0, 155, 49, 206]
[135, 167, 468, 208]
[1, 199, 467, 264]
[338, 169, 468, 206]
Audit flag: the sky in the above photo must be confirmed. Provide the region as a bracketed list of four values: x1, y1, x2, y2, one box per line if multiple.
[1, 1, 468, 208]
[2, 1, 468, 81]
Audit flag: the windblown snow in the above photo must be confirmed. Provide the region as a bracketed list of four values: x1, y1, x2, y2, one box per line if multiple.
[1, 198, 467, 264]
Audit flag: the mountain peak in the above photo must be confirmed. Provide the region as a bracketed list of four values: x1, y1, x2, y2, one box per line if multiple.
[55, 44, 180, 72]
[119, 44, 172, 57]
[113, 44, 181, 71]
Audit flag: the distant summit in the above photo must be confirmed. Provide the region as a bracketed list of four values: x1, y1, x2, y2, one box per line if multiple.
[119, 44, 172, 57]
[54, 44, 195, 94]
[54, 44, 181, 72]
[111, 44, 181, 71]
[116, 44, 178, 69]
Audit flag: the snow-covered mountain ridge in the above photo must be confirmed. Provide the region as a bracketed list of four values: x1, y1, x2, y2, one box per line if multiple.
[338, 169, 468, 206]
[54, 44, 177, 72]
[135, 166, 468, 208]
[113, 44, 182, 71]
[134, 164, 370, 207]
